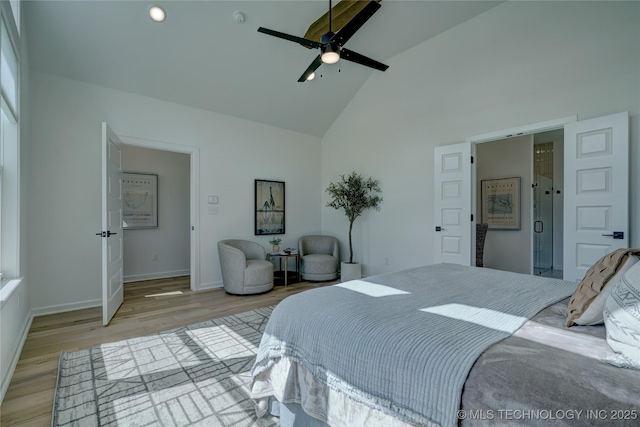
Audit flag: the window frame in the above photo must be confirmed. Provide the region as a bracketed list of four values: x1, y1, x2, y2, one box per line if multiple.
[0, 0, 21, 286]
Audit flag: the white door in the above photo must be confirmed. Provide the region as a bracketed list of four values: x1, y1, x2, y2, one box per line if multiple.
[563, 112, 629, 282]
[433, 142, 472, 265]
[101, 123, 124, 325]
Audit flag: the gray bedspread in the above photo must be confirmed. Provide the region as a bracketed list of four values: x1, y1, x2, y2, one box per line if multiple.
[460, 299, 640, 426]
[251, 264, 578, 426]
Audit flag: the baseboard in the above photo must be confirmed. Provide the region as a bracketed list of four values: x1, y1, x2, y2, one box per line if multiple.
[0, 311, 33, 405]
[31, 298, 102, 317]
[124, 270, 191, 283]
[195, 281, 223, 291]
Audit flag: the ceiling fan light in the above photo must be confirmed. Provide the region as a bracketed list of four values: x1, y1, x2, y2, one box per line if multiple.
[307, 72, 316, 81]
[321, 44, 340, 64]
[321, 51, 340, 64]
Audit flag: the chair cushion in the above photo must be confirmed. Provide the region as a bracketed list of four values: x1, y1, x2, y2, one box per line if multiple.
[302, 254, 338, 275]
[245, 260, 273, 287]
[301, 236, 337, 256]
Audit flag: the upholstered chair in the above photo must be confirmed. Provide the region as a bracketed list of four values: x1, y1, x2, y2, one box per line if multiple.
[217, 240, 274, 295]
[298, 235, 339, 281]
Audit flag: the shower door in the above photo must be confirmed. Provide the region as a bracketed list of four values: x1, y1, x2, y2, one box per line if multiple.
[533, 143, 554, 275]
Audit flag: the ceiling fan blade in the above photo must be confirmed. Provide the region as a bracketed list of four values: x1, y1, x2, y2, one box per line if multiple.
[332, 1, 380, 46]
[258, 27, 321, 49]
[341, 48, 389, 72]
[298, 55, 323, 82]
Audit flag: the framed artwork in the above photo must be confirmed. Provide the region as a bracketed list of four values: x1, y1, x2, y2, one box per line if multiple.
[255, 179, 285, 235]
[481, 176, 521, 230]
[123, 172, 158, 229]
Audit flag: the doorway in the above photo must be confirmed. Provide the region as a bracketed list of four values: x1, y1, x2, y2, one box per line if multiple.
[119, 134, 201, 291]
[473, 124, 567, 277]
[434, 113, 629, 282]
[121, 146, 191, 290]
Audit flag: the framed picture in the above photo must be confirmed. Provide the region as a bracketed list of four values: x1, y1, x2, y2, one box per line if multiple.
[481, 176, 521, 230]
[255, 179, 285, 235]
[123, 172, 158, 229]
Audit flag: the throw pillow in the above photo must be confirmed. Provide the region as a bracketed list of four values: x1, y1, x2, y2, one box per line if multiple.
[572, 255, 639, 326]
[603, 261, 640, 369]
[566, 249, 640, 327]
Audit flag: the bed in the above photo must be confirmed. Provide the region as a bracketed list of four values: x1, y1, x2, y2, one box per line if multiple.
[250, 263, 640, 426]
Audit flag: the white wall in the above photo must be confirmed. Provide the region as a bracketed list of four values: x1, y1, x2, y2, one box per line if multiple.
[28, 72, 322, 313]
[321, 1, 640, 276]
[122, 146, 190, 282]
[476, 136, 532, 274]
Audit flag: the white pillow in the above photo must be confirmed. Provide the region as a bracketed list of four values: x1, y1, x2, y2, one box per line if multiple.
[603, 261, 640, 369]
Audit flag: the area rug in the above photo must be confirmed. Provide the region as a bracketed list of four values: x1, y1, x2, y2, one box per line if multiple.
[52, 306, 278, 427]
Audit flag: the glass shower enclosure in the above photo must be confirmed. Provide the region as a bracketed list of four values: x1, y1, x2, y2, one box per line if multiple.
[533, 142, 554, 276]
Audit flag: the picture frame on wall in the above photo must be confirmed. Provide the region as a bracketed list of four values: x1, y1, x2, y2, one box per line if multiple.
[123, 172, 158, 229]
[255, 179, 285, 235]
[481, 176, 521, 230]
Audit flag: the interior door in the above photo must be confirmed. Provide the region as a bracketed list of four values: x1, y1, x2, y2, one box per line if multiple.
[563, 112, 629, 282]
[101, 122, 124, 325]
[433, 142, 472, 265]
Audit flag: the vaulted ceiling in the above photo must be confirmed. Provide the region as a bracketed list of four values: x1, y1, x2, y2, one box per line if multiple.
[25, 1, 500, 137]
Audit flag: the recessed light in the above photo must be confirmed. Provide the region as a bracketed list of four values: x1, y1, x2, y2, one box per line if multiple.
[149, 6, 166, 22]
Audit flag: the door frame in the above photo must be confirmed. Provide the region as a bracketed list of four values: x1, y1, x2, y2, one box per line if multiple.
[119, 134, 201, 291]
[465, 115, 577, 273]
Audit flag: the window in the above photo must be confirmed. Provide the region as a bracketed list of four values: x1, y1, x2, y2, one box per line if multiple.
[0, 2, 20, 285]
[1, 15, 18, 115]
[9, 0, 19, 34]
[1, 94, 19, 282]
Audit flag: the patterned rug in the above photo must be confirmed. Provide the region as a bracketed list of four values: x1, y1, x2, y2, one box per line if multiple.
[52, 306, 279, 426]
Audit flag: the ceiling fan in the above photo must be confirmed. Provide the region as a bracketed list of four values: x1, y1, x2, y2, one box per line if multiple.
[258, 0, 389, 82]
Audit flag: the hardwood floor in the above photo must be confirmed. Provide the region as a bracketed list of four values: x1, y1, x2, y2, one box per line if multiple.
[0, 277, 337, 426]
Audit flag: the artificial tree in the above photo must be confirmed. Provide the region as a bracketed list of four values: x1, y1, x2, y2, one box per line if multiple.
[326, 172, 383, 264]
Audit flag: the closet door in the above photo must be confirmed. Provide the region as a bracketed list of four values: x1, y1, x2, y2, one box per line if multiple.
[433, 142, 472, 266]
[563, 112, 629, 282]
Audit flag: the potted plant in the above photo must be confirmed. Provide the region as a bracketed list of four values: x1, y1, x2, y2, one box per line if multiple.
[326, 172, 382, 281]
[268, 237, 282, 252]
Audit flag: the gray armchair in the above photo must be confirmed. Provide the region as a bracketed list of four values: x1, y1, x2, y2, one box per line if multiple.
[298, 235, 339, 281]
[217, 240, 274, 295]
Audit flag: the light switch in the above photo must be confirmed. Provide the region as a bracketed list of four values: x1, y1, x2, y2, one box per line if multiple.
[208, 195, 219, 204]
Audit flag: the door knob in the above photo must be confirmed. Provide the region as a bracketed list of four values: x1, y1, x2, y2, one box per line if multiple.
[601, 231, 624, 239]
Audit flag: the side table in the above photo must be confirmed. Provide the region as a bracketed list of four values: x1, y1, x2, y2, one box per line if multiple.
[267, 252, 300, 287]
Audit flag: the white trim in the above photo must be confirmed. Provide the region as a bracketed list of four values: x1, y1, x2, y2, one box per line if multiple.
[196, 281, 223, 291]
[124, 269, 191, 283]
[119, 135, 201, 293]
[466, 116, 577, 144]
[31, 299, 101, 317]
[0, 310, 32, 404]
[0, 278, 21, 307]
